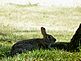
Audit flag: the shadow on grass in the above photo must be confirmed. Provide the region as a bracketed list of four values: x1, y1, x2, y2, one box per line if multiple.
[51, 24, 81, 52]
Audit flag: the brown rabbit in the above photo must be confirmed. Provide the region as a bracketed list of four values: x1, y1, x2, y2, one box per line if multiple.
[10, 27, 56, 56]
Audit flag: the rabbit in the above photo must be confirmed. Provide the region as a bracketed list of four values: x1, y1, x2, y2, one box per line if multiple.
[51, 24, 81, 52]
[10, 27, 56, 56]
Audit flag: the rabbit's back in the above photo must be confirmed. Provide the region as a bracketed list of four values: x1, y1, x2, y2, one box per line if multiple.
[10, 38, 47, 56]
[11, 39, 42, 50]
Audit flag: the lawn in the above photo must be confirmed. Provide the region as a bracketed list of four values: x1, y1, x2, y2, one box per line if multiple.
[0, 4, 81, 61]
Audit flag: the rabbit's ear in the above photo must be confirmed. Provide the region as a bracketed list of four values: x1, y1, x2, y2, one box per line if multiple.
[41, 27, 47, 38]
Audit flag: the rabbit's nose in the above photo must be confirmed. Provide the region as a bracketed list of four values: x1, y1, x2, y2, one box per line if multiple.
[54, 38, 56, 42]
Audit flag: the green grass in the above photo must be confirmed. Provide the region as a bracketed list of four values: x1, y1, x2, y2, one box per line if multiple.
[1, 50, 80, 61]
[0, 31, 81, 61]
[0, 4, 81, 61]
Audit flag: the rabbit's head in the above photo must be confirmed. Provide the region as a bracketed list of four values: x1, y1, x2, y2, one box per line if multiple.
[41, 27, 56, 45]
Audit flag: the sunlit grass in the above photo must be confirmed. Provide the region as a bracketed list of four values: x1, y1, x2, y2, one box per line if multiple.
[0, 5, 81, 32]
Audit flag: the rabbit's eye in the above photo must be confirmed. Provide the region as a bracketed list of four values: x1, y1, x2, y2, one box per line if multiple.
[47, 36, 50, 38]
[47, 36, 51, 39]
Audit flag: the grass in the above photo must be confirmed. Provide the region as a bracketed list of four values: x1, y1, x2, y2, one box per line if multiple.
[0, 31, 81, 61]
[0, 4, 81, 61]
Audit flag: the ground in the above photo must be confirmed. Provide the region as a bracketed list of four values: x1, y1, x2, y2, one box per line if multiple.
[0, 4, 81, 61]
